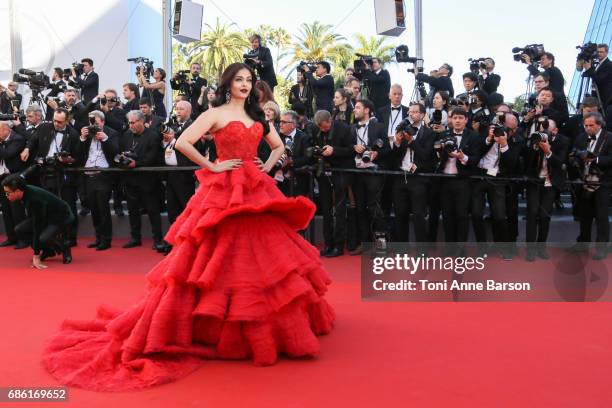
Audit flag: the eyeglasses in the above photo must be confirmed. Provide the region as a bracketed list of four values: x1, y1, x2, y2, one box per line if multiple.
[128, 121, 138, 125]
[279, 120, 293, 124]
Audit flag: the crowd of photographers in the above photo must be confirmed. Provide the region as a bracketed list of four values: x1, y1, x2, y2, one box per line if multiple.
[1, 38, 611, 266]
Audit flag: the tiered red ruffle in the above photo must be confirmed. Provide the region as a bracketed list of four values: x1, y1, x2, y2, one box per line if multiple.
[42, 163, 335, 391]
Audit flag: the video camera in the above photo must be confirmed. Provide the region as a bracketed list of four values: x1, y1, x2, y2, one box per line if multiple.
[512, 44, 545, 64]
[395, 45, 419, 64]
[296, 61, 316, 74]
[127, 57, 154, 80]
[576, 42, 599, 71]
[468, 58, 487, 73]
[12, 69, 50, 91]
[0, 112, 26, 122]
[353, 53, 374, 79]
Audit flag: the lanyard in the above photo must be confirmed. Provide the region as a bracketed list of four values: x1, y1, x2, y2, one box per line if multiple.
[357, 124, 369, 145]
[389, 109, 401, 131]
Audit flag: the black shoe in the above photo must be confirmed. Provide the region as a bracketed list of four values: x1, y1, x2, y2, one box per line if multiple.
[323, 248, 343, 258]
[65, 239, 77, 248]
[122, 239, 142, 249]
[348, 245, 364, 256]
[593, 251, 607, 260]
[96, 242, 111, 251]
[537, 248, 550, 260]
[320, 246, 333, 256]
[115, 208, 125, 217]
[62, 247, 72, 264]
[40, 249, 57, 261]
[152, 241, 167, 252]
[526, 251, 536, 262]
[87, 241, 101, 249]
[14, 241, 29, 250]
[0, 240, 16, 248]
[569, 243, 589, 253]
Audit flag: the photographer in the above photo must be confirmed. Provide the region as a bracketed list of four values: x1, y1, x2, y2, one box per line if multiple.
[478, 58, 501, 94]
[0, 82, 20, 114]
[94, 89, 126, 133]
[349, 99, 390, 254]
[416, 63, 455, 107]
[527, 73, 569, 122]
[70, 58, 99, 103]
[246, 34, 277, 91]
[302, 61, 334, 113]
[571, 112, 612, 260]
[523, 52, 566, 96]
[137, 67, 167, 118]
[161, 101, 208, 226]
[312, 110, 353, 257]
[2, 175, 73, 268]
[75, 111, 119, 251]
[139, 97, 164, 133]
[47, 89, 88, 132]
[470, 113, 521, 259]
[456, 72, 478, 100]
[377, 84, 408, 146]
[582, 44, 612, 113]
[119, 110, 165, 252]
[524, 118, 569, 261]
[21, 108, 80, 246]
[363, 58, 391, 112]
[122, 83, 141, 112]
[0, 121, 28, 249]
[521, 87, 566, 134]
[14, 105, 45, 157]
[435, 108, 482, 256]
[170, 62, 206, 118]
[345, 77, 362, 107]
[43, 68, 67, 120]
[391, 102, 437, 249]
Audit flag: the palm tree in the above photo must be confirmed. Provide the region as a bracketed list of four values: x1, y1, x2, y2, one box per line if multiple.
[290, 21, 353, 72]
[353, 34, 396, 65]
[268, 28, 292, 73]
[187, 18, 249, 83]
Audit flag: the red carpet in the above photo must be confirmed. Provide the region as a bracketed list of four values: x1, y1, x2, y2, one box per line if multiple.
[1, 239, 611, 407]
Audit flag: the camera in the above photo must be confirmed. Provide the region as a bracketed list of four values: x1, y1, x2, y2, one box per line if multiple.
[395, 45, 419, 64]
[360, 139, 385, 164]
[160, 114, 178, 134]
[430, 109, 443, 126]
[127, 57, 154, 79]
[435, 136, 459, 154]
[100, 96, 119, 105]
[0, 112, 26, 122]
[491, 123, 507, 137]
[273, 139, 294, 171]
[512, 44, 545, 64]
[529, 132, 548, 145]
[114, 151, 138, 168]
[395, 118, 418, 136]
[34, 151, 71, 168]
[305, 145, 324, 159]
[243, 49, 260, 69]
[472, 110, 492, 127]
[575, 42, 599, 71]
[353, 53, 374, 79]
[87, 116, 101, 138]
[296, 61, 316, 73]
[468, 58, 487, 73]
[535, 115, 549, 131]
[12, 69, 50, 91]
[449, 95, 469, 107]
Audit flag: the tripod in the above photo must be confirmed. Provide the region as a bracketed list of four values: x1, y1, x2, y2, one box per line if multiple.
[29, 88, 47, 116]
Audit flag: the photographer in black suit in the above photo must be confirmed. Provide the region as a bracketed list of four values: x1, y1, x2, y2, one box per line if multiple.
[391, 102, 437, 249]
[582, 44, 612, 113]
[75, 110, 119, 250]
[363, 58, 391, 112]
[246, 34, 277, 91]
[312, 110, 353, 257]
[0, 122, 28, 249]
[120, 110, 165, 251]
[14, 105, 45, 170]
[523, 52, 566, 97]
[435, 108, 482, 255]
[416, 63, 454, 106]
[349, 99, 390, 254]
[302, 61, 334, 113]
[23, 108, 80, 246]
[377, 84, 409, 148]
[170, 63, 206, 118]
[571, 112, 612, 260]
[95, 89, 126, 133]
[273, 110, 311, 197]
[524, 118, 569, 261]
[122, 83, 141, 113]
[71, 58, 99, 103]
[479, 58, 501, 94]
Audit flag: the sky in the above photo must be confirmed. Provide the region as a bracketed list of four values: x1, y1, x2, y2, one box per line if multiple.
[198, 0, 596, 104]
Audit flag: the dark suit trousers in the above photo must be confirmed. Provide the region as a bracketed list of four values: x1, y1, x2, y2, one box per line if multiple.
[392, 175, 428, 242]
[505, 182, 521, 242]
[471, 178, 508, 243]
[0, 188, 26, 242]
[40, 173, 78, 241]
[166, 172, 195, 225]
[15, 218, 66, 253]
[317, 172, 349, 249]
[427, 179, 442, 242]
[578, 186, 610, 245]
[440, 178, 471, 243]
[526, 184, 556, 243]
[125, 183, 163, 242]
[352, 171, 386, 242]
[85, 173, 113, 243]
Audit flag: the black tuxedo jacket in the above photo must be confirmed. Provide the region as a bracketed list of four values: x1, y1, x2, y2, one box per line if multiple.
[304, 72, 334, 113]
[436, 128, 483, 176]
[311, 121, 354, 169]
[376, 105, 409, 135]
[415, 73, 454, 97]
[104, 106, 127, 133]
[574, 130, 612, 182]
[583, 58, 612, 108]
[74, 125, 119, 167]
[391, 126, 438, 173]
[478, 135, 522, 178]
[254, 46, 277, 88]
[282, 129, 311, 169]
[528, 65, 565, 95]
[119, 127, 163, 190]
[0, 131, 27, 174]
[74, 71, 99, 103]
[525, 133, 570, 189]
[29, 123, 80, 185]
[364, 69, 391, 110]
[350, 121, 391, 169]
[480, 73, 501, 94]
[123, 98, 140, 113]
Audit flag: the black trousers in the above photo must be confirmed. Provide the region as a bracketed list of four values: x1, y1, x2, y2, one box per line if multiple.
[577, 186, 610, 245]
[352, 172, 386, 243]
[166, 172, 195, 225]
[112, 174, 125, 211]
[392, 175, 428, 242]
[505, 182, 521, 242]
[15, 218, 67, 254]
[85, 173, 113, 243]
[39, 173, 78, 242]
[427, 179, 442, 242]
[526, 184, 556, 243]
[125, 183, 163, 242]
[0, 184, 26, 242]
[471, 178, 508, 244]
[440, 178, 471, 243]
[317, 172, 349, 249]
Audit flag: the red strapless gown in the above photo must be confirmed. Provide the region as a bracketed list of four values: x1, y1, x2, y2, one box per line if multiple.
[41, 121, 335, 391]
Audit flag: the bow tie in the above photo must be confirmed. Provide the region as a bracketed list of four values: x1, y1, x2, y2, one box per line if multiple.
[589, 135, 597, 141]
[391, 106, 401, 111]
[356, 123, 367, 129]
[453, 133, 463, 137]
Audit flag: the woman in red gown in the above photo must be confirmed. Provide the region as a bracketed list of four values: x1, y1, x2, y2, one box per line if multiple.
[41, 63, 335, 392]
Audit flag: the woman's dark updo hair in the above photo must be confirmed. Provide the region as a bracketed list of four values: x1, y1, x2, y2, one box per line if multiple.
[212, 63, 269, 134]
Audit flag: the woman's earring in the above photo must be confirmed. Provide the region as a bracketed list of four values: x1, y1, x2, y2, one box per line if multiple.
[225, 91, 231, 103]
